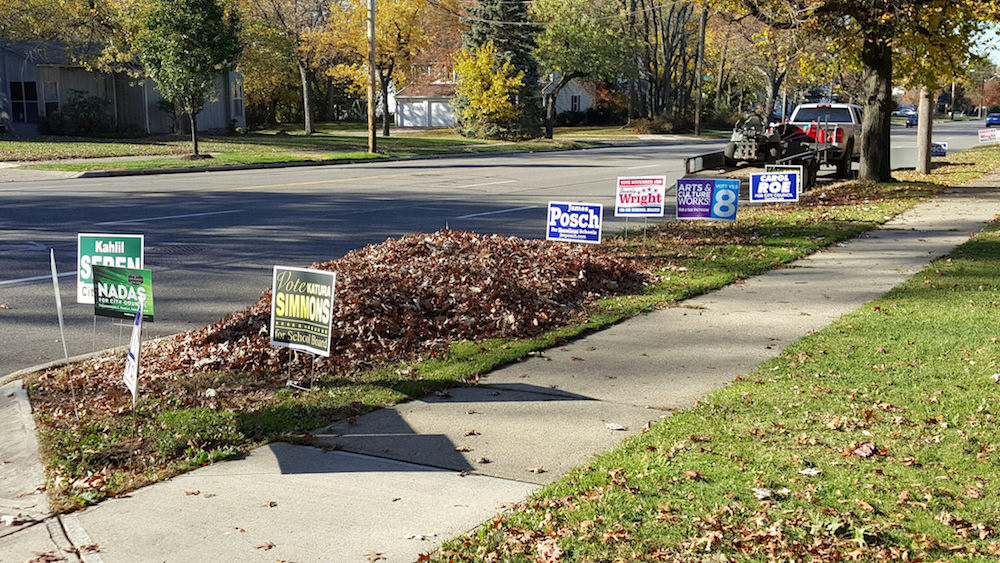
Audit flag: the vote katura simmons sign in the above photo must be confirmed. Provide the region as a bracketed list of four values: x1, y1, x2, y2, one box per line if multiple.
[270, 266, 337, 357]
[92, 265, 154, 321]
[78, 233, 144, 304]
[676, 179, 739, 221]
[546, 201, 603, 244]
[615, 176, 666, 217]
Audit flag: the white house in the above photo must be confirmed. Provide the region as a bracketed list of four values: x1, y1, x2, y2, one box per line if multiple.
[0, 41, 244, 136]
[541, 78, 596, 116]
[394, 77, 596, 129]
[395, 83, 458, 128]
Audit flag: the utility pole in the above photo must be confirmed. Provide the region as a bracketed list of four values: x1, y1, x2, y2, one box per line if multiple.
[693, 4, 708, 135]
[367, 0, 377, 154]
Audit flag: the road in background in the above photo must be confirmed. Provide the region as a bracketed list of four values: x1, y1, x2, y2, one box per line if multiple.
[890, 118, 985, 168]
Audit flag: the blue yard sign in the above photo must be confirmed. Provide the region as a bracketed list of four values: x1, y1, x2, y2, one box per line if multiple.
[750, 171, 800, 202]
[546, 201, 603, 244]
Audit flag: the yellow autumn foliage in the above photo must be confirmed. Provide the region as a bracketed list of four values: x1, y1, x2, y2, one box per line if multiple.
[453, 41, 524, 125]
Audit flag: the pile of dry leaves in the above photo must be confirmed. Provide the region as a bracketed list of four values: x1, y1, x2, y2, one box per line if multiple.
[34, 230, 650, 401]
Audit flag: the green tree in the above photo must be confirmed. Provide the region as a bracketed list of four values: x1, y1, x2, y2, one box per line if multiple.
[732, 0, 999, 182]
[134, 0, 242, 157]
[452, 41, 525, 137]
[241, 0, 329, 135]
[531, 0, 632, 138]
[460, 0, 540, 139]
[315, 0, 430, 137]
[237, 18, 302, 127]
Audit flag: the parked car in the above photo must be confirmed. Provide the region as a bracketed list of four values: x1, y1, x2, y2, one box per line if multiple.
[987, 113, 1000, 127]
[906, 114, 918, 127]
[787, 102, 863, 178]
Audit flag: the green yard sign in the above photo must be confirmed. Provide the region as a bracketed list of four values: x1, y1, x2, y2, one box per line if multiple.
[77, 233, 144, 304]
[92, 266, 154, 321]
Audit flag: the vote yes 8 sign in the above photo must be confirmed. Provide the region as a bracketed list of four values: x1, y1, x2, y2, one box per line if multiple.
[676, 179, 739, 221]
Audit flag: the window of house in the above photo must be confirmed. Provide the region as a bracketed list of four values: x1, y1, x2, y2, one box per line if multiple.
[43, 80, 59, 115]
[570, 95, 581, 113]
[10, 81, 39, 122]
[231, 79, 244, 117]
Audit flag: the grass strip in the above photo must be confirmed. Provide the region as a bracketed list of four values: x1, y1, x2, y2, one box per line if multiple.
[26, 147, 1000, 515]
[3, 128, 596, 169]
[434, 195, 1000, 558]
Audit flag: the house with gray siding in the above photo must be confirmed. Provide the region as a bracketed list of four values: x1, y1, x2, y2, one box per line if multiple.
[0, 41, 244, 136]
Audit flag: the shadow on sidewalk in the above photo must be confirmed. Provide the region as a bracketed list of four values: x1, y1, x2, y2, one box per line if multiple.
[275, 384, 595, 475]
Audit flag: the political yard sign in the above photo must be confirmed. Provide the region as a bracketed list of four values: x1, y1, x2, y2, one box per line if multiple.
[749, 170, 800, 203]
[92, 266, 154, 321]
[676, 179, 739, 221]
[78, 233, 144, 304]
[270, 266, 337, 357]
[615, 176, 666, 217]
[546, 202, 603, 244]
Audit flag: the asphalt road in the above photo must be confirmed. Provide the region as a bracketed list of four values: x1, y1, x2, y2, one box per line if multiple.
[0, 120, 987, 377]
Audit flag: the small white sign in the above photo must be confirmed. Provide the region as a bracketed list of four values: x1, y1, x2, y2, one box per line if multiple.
[615, 176, 666, 217]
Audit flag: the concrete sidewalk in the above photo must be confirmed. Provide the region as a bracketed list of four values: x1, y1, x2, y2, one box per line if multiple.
[3, 181, 1000, 562]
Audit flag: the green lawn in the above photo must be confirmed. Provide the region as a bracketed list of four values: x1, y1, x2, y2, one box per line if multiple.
[1, 126, 600, 171]
[434, 162, 1000, 560]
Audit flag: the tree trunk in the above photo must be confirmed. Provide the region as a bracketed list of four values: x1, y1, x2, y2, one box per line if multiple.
[764, 68, 786, 119]
[715, 23, 731, 109]
[858, 37, 892, 182]
[379, 70, 391, 137]
[324, 77, 337, 122]
[189, 111, 199, 157]
[544, 75, 574, 139]
[916, 86, 932, 174]
[693, 5, 707, 135]
[298, 61, 314, 135]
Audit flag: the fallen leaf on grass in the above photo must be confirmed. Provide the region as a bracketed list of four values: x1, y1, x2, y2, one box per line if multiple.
[856, 499, 875, 512]
[851, 441, 877, 458]
[683, 470, 705, 481]
[535, 538, 564, 562]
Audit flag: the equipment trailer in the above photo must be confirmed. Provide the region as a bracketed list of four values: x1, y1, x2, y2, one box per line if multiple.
[684, 114, 846, 191]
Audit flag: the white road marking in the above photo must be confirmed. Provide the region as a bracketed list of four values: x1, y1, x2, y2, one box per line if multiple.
[457, 206, 536, 219]
[0, 271, 75, 287]
[626, 164, 662, 170]
[456, 179, 518, 188]
[97, 210, 242, 225]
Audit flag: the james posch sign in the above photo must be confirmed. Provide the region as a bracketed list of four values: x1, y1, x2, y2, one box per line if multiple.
[270, 266, 337, 356]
